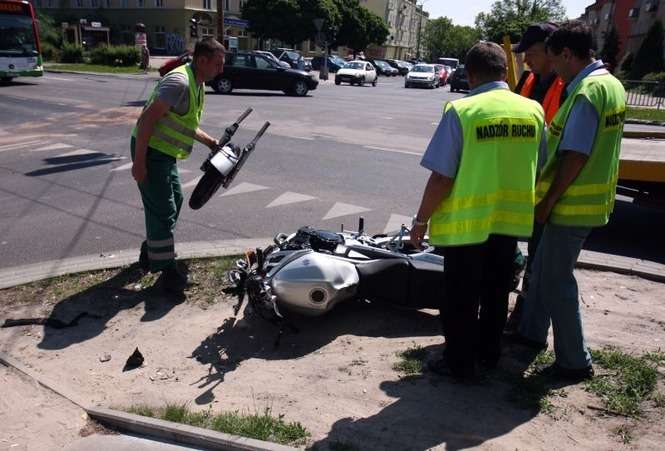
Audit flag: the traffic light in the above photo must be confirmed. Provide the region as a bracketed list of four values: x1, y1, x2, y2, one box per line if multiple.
[190, 18, 198, 38]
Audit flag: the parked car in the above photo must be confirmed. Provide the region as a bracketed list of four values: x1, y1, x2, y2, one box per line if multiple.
[269, 48, 306, 70]
[311, 55, 346, 73]
[207, 51, 318, 96]
[404, 64, 439, 89]
[158, 51, 192, 77]
[254, 50, 290, 69]
[449, 64, 469, 92]
[368, 59, 399, 76]
[335, 61, 378, 86]
[384, 59, 410, 76]
[434, 64, 449, 86]
[303, 57, 313, 72]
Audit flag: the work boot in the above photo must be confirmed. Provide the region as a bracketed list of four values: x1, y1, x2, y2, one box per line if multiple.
[535, 363, 594, 382]
[138, 241, 150, 273]
[159, 265, 189, 293]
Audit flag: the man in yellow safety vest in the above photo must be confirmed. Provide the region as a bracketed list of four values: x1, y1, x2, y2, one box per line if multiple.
[410, 42, 547, 380]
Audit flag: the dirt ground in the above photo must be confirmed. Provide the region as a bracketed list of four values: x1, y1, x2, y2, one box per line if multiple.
[1, 261, 664, 450]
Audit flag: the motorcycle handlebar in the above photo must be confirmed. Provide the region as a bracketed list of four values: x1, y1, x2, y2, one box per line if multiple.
[235, 108, 253, 125]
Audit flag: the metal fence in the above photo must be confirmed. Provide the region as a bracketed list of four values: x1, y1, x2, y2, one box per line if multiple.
[622, 80, 665, 109]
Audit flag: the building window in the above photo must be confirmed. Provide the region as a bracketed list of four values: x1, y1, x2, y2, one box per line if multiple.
[240, 0, 246, 8]
[203, 0, 211, 9]
[154, 25, 166, 49]
[106, 0, 111, 7]
[628, 8, 640, 18]
[47, 0, 53, 6]
[155, 0, 163, 6]
[75, 0, 83, 7]
[121, 0, 127, 6]
[91, 0, 98, 7]
[645, 1, 658, 12]
[224, 0, 229, 10]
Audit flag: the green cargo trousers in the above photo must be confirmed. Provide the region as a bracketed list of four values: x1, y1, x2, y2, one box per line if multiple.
[131, 137, 183, 273]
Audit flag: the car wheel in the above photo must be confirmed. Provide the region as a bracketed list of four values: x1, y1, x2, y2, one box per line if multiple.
[450, 85, 456, 92]
[214, 78, 232, 94]
[292, 80, 309, 96]
[372, 79, 377, 87]
[404, 83, 410, 88]
[0, 76, 13, 84]
[335, 79, 341, 85]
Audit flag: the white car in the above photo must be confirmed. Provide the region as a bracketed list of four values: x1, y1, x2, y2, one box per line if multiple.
[335, 61, 377, 86]
[405, 64, 440, 89]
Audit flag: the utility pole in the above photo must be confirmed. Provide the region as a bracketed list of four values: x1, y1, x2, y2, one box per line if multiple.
[416, 0, 429, 60]
[217, 0, 225, 47]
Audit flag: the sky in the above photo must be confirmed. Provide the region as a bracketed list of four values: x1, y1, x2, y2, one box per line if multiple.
[423, 0, 591, 26]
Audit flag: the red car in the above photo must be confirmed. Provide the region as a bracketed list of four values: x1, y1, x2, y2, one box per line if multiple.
[158, 51, 192, 77]
[435, 64, 448, 86]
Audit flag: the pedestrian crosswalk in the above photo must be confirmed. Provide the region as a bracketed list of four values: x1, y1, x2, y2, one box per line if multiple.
[1, 135, 414, 233]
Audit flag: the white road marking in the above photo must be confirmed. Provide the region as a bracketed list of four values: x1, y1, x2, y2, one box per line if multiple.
[293, 136, 315, 141]
[221, 182, 270, 197]
[364, 145, 420, 156]
[32, 143, 74, 152]
[56, 148, 103, 157]
[322, 202, 371, 220]
[182, 175, 202, 189]
[110, 162, 133, 172]
[383, 214, 412, 234]
[266, 192, 316, 208]
[46, 76, 74, 81]
[0, 139, 47, 152]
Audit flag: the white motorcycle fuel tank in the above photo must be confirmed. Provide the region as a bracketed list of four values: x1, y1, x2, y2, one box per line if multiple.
[270, 252, 360, 316]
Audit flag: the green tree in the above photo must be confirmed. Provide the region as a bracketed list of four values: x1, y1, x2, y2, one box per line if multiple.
[599, 26, 620, 73]
[242, 0, 340, 47]
[423, 17, 481, 61]
[475, 0, 566, 43]
[630, 20, 665, 79]
[330, 0, 388, 53]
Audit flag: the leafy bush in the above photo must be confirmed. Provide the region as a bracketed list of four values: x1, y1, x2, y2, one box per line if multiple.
[59, 43, 83, 63]
[643, 72, 665, 97]
[40, 42, 59, 62]
[89, 45, 140, 66]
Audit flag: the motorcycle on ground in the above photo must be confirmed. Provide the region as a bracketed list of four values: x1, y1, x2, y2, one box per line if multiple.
[224, 218, 445, 346]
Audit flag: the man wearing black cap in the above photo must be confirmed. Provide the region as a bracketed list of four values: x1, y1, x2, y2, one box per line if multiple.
[506, 22, 565, 334]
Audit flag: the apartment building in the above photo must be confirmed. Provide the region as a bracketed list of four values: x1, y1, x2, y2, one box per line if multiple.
[34, 0, 254, 54]
[583, 0, 664, 63]
[362, 0, 429, 59]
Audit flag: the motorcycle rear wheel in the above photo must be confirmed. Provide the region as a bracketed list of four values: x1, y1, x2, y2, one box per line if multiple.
[189, 169, 224, 210]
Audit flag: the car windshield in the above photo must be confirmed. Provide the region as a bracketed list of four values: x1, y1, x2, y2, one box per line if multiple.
[0, 14, 37, 56]
[375, 61, 389, 68]
[412, 65, 434, 73]
[284, 51, 300, 61]
[345, 62, 364, 70]
[331, 56, 345, 65]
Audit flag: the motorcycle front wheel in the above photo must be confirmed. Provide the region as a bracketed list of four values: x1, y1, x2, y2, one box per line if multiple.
[189, 169, 225, 210]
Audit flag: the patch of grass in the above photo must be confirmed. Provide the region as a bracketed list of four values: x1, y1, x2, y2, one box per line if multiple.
[45, 63, 150, 74]
[643, 349, 665, 366]
[212, 256, 239, 281]
[626, 106, 665, 122]
[586, 347, 659, 417]
[124, 404, 309, 446]
[393, 345, 428, 375]
[612, 424, 634, 444]
[652, 391, 665, 408]
[532, 350, 555, 368]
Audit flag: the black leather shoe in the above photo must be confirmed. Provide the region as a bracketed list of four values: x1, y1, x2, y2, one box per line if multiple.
[426, 356, 477, 381]
[536, 363, 594, 382]
[159, 266, 189, 293]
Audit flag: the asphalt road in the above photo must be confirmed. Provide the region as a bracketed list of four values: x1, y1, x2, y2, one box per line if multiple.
[0, 72, 663, 269]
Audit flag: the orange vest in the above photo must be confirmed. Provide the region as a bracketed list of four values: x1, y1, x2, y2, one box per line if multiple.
[519, 72, 565, 125]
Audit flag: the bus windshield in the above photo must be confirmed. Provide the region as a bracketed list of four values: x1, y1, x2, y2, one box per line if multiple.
[0, 14, 36, 56]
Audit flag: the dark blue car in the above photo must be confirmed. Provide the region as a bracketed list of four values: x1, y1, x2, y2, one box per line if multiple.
[311, 55, 346, 73]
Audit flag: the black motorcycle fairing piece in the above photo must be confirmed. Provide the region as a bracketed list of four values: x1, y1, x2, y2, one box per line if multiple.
[284, 227, 344, 252]
[356, 258, 442, 310]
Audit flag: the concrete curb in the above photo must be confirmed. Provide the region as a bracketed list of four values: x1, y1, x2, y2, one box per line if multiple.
[625, 118, 665, 127]
[0, 351, 297, 450]
[87, 408, 297, 451]
[45, 67, 160, 81]
[0, 238, 271, 290]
